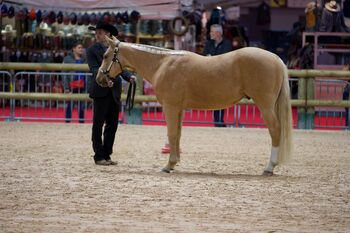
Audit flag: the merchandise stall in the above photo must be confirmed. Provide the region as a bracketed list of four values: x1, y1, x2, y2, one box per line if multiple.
[0, 0, 202, 110]
[0, 0, 189, 63]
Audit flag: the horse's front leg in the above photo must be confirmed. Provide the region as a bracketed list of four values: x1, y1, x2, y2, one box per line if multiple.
[162, 105, 183, 173]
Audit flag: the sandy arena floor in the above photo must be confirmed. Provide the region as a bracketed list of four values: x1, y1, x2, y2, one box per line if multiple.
[0, 122, 349, 233]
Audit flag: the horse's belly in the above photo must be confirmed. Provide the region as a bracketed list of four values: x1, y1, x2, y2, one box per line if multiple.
[184, 95, 242, 110]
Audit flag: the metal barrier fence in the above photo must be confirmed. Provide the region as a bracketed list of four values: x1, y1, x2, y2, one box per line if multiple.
[0, 71, 127, 123]
[0, 64, 350, 130]
[0, 71, 12, 120]
[142, 77, 349, 129]
[314, 79, 349, 129]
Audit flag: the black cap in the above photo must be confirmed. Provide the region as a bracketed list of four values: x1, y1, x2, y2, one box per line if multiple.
[88, 20, 118, 36]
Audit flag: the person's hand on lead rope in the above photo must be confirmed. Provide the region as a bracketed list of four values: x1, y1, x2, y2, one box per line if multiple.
[130, 75, 137, 84]
[107, 80, 114, 87]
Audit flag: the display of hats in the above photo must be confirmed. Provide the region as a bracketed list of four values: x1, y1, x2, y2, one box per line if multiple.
[89, 13, 97, 25]
[36, 9, 42, 24]
[83, 12, 90, 25]
[130, 10, 140, 24]
[28, 8, 36, 20]
[88, 20, 119, 36]
[121, 11, 129, 24]
[70, 12, 77, 25]
[57, 11, 63, 24]
[8, 5, 15, 18]
[1, 4, 8, 17]
[63, 12, 70, 25]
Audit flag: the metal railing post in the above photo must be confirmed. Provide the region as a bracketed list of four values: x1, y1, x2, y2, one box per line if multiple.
[9, 72, 15, 122]
[306, 77, 315, 129]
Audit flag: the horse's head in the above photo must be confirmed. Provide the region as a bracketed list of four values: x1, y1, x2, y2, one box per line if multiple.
[96, 36, 123, 87]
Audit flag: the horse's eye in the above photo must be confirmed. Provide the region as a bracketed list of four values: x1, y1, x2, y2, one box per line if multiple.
[103, 55, 108, 59]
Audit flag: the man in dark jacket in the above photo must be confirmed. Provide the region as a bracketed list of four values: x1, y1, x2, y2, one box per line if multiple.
[203, 24, 233, 127]
[320, 0, 349, 32]
[87, 21, 135, 165]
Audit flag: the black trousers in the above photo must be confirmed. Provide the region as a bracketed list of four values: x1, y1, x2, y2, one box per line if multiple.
[66, 88, 85, 123]
[213, 109, 226, 127]
[92, 92, 120, 161]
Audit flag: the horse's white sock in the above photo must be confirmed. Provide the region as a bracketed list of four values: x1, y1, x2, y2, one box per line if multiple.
[265, 146, 279, 172]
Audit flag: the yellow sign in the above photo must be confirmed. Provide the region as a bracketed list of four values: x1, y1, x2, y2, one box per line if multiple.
[270, 0, 287, 7]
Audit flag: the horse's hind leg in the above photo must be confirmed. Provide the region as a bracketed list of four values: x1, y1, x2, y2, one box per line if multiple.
[162, 105, 183, 173]
[260, 107, 281, 175]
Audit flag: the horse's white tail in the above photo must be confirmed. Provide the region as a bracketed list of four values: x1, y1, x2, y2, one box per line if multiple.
[276, 62, 293, 164]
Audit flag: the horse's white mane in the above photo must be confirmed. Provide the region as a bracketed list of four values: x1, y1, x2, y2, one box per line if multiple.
[122, 42, 190, 56]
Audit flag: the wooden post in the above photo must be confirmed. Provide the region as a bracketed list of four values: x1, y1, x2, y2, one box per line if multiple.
[297, 78, 306, 129]
[306, 78, 315, 129]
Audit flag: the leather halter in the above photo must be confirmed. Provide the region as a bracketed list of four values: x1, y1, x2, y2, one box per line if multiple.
[99, 44, 123, 83]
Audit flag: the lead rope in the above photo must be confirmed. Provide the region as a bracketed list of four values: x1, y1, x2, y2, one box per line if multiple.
[125, 81, 136, 115]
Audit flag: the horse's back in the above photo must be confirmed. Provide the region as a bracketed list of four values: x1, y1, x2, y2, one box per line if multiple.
[235, 47, 281, 63]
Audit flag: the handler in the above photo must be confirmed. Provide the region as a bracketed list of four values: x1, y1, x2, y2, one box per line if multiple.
[87, 21, 136, 165]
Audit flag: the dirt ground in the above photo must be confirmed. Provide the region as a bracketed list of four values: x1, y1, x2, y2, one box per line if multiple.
[0, 122, 349, 233]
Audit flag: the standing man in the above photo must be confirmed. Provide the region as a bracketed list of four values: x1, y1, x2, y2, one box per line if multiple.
[203, 24, 233, 127]
[63, 42, 86, 123]
[87, 21, 136, 165]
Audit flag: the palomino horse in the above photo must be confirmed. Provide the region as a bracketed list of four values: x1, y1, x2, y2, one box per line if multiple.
[97, 36, 293, 175]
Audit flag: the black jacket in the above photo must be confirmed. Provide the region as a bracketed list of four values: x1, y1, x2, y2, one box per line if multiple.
[203, 39, 233, 56]
[319, 9, 349, 32]
[86, 42, 132, 101]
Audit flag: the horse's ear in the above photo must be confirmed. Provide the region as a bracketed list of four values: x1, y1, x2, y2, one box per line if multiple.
[112, 36, 120, 46]
[105, 35, 115, 47]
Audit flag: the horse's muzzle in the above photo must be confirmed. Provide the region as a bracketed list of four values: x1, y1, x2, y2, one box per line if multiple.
[96, 71, 109, 87]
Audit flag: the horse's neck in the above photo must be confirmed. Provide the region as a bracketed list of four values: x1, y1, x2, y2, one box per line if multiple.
[120, 43, 165, 84]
